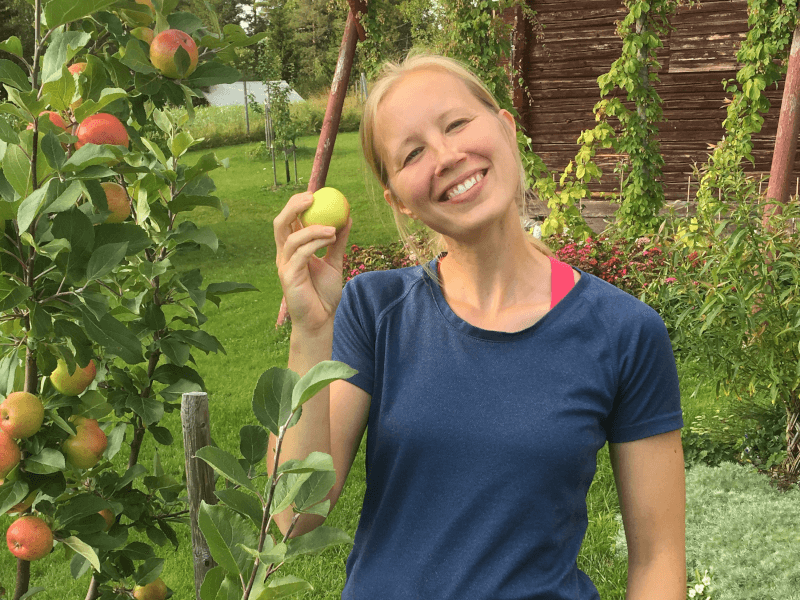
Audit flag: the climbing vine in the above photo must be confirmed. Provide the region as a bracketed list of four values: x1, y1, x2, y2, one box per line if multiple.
[694, 0, 797, 220]
[535, 0, 679, 238]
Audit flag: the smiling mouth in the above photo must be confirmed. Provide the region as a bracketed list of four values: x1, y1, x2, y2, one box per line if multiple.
[441, 169, 488, 202]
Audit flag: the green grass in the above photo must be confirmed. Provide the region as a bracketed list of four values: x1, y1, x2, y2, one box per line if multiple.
[1, 131, 793, 599]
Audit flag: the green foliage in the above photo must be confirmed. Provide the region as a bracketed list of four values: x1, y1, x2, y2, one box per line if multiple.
[0, 2, 264, 598]
[616, 462, 800, 599]
[195, 363, 356, 600]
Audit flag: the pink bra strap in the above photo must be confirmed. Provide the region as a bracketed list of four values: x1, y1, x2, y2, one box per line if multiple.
[549, 256, 574, 309]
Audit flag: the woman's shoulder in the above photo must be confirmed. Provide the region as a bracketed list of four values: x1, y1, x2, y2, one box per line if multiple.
[577, 270, 667, 332]
[341, 264, 430, 314]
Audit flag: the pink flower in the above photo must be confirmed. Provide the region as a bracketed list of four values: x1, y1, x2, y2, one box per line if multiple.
[664, 277, 677, 283]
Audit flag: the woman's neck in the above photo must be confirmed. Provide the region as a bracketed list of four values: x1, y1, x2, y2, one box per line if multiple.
[438, 222, 551, 317]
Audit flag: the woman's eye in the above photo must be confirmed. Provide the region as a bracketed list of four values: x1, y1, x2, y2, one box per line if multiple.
[404, 148, 421, 165]
[447, 119, 468, 131]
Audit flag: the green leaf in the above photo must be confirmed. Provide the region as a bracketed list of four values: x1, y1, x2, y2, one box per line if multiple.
[57, 494, 110, 527]
[0, 59, 30, 91]
[195, 446, 256, 493]
[3, 142, 32, 197]
[118, 39, 159, 75]
[200, 566, 226, 600]
[73, 88, 130, 122]
[86, 242, 129, 281]
[93, 223, 151, 255]
[42, 130, 67, 171]
[254, 575, 313, 600]
[42, 65, 76, 112]
[0, 481, 29, 514]
[41, 30, 91, 84]
[293, 470, 336, 512]
[284, 526, 352, 562]
[80, 308, 144, 364]
[134, 557, 164, 586]
[168, 12, 205, 34]
[125, 394, 164, 426]
[62, 144, 119, 172]
[18, 587, 46, 600]
[0, 283, 32, 312]
[205, 282, 258, 307]
[252, 367, 300, 436]
[239, 425, 268, 465]
[158, 337, 191, 367]
[291, 361, 357, 411]
[277, 452, 334, 475]
[0, 116, 20, 144]
[61, 536, 101, 572]
[270, 471, 312, 516]
[185, 62, 240, 88]
[44, 0, 120, 30]
[16, 183, 51, 233]
[170, 131, 194, 158]
[0, 36, 23, 58]
[24, 448, 66, 474]
[198, 502, 258, 577]
[215, 488, 263, 528]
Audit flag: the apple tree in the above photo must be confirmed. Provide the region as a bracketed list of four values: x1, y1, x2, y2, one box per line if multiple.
[0, 0, 267, 598]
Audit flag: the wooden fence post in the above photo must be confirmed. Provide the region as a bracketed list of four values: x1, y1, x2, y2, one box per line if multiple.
[181, 391, 217, 600]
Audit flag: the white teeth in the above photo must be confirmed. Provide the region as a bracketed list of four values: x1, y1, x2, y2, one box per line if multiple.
[446, 171, 484, 200]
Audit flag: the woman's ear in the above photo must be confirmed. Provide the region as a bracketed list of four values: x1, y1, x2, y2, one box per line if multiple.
[384, 187, 417, 220]
[498, 109, 516, 136]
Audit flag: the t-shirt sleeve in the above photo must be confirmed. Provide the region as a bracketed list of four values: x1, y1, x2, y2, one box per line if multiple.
[605, 305, 683, 443]
[332, 278, 375, 396]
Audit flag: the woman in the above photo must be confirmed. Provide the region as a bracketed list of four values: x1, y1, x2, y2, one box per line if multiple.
[272, 50, 686, 599]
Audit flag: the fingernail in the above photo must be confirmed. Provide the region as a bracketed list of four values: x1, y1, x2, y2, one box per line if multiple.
[324, 227, 336, 235]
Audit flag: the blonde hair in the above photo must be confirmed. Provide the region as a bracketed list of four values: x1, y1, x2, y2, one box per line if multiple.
[359, 49, 553, 277]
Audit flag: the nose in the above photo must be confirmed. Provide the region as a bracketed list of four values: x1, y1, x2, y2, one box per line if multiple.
[433, 135, 465, 178]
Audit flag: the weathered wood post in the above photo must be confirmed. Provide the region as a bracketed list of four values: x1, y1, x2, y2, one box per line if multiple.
[181, 391, 217, 599]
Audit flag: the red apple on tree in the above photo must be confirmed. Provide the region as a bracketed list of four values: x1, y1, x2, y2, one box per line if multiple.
[63, 417, 107, 469]
[6, 516, 54, 561]
[49, 359, 96, 396]
[75, 113, 129, 149]
[0, 392, 45, 439]
[133, 577, 168, 600]
[150, 29, 198, 79]
[0, 430, 21, 479]
[100, 182, 131, 223]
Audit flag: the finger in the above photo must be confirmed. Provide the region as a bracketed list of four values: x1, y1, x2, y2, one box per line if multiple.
[274, 192, 315, 255]
[281, 224, 337, 266]
[325, 218, 353, 270]
[281, 232, 338, 282]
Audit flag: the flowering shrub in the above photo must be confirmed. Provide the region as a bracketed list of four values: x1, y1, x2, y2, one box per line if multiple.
[549, 232, 673, 297]
[342, 241, 419, 282]
[687, 566, 715, 599]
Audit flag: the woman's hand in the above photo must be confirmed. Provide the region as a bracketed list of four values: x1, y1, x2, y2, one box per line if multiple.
[274, 191, 352, 333]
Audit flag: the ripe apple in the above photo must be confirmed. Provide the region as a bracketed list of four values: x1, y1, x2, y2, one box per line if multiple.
[98, 508, 114, 531]
[75, 113, 129, 149]
[0, 430, 21, 479]
[135, 0, 155, 10]
[63, 417, 107, 469]
[150, 29, 198, 79]
[300, 187, 350, 232]
[0, 392, 44, 439]
[133, 577, 168, 600]
[49, 359, 96, 396]
[100, 182, 131, 223]
[26, 111, 69, 133]
[6, 516, 53, 561]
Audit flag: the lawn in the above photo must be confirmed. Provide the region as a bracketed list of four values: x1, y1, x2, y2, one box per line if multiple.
[2, 131, 797, 600]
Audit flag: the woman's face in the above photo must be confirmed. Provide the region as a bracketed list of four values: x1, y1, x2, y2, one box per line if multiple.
[376, 69, 520, 243]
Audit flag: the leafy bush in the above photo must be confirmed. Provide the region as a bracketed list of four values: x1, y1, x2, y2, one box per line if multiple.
[342, 241, 418, 282]
[617, 462, 800, 599]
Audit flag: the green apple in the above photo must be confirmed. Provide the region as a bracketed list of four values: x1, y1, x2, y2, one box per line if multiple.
[63, 416, 107, 469]
[0, 392, 44, 439]
[50, 359, 96, 396]
[133, 577, 168, 600]
[300, 187, 350, 232]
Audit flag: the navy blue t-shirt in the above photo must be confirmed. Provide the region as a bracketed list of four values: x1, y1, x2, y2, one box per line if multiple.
[332, 260, 683, 599]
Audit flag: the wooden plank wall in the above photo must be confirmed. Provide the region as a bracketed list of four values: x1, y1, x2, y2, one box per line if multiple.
[508, 0, 800, 232]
